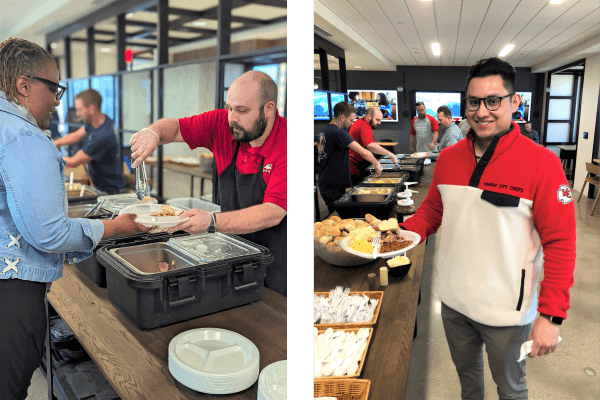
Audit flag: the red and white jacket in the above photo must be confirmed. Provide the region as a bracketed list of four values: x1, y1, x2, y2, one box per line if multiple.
[401, 122, 576, 327]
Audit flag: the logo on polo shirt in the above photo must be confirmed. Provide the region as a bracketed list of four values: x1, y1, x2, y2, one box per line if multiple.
[557, 185, 572, 205]
[263, 163, 273, 173]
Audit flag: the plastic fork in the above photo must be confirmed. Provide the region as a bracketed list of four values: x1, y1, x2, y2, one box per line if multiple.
[372, 237, 380, 259]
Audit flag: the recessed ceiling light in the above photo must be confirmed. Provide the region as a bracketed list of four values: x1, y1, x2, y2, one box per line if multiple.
[50, 42, 58, 49]
[100, 47, 111, 53]
[431, 43, 440, 56]
[499, 44, 515, 57]
[126, 13, 134, 18]
[193, 21, 207, 26]
[549, 0, 563, 3]
[355, 66, 362, 68]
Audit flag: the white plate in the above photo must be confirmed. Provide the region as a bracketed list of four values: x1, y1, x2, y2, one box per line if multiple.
[258, 360, 287, 400]
[118, 203, 189, 228]
[170, 156, 200, 166]
[340, 230, 421, 259]
[410, 152, 429, 158]
[168, 328, 260, 394]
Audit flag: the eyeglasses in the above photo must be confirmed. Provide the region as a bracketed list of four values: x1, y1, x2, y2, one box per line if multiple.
[27, 76, 66, 101]
[465, 94, 514, 112]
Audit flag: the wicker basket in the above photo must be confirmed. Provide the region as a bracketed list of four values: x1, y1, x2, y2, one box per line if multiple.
[314, 291, 384, 330]
[314, 327, 373, 380]
[314, 379, 371, 400]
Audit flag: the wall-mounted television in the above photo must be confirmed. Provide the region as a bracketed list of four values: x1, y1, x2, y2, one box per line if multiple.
[314, 91, 348, 121]
[347, 90, 398, 122]
[314, 90, 329, 120]
[414, 91, 463, 121]
[513, 92, 532, 123]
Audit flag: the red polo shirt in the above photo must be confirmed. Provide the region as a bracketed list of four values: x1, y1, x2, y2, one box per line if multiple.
[178, 109, 287, 210]
[348, 118, 375, 176]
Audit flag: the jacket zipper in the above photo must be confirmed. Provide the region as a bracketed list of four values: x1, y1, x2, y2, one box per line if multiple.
[516, 269, 525, 311]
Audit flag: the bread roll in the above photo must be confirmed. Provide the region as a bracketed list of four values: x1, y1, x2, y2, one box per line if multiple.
[323, 226, 341, 237]
[322, 219, 335, 226]
[345, 223, 357, 231]
[314, 222, 322, 231]
[317, 228, 327, 237]
[319, 235, 333, 245]
[365, 214, 377, 224]
[327, 242, 336, 247]
[334, 236, 343, 244]
[342, 219, 354, 225]
[379, 218, 399, 231]
[330, 216, 342, 223]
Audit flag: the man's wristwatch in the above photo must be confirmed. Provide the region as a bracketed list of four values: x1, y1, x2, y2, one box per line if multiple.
[208, 212, 218, 233]
[540, 313, 563, 326]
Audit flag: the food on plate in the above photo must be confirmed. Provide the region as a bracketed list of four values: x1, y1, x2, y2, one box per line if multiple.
[149, 204, 184, 217]
[378, 218, 399, 231]
[347, 226, 377, 242]
[141, 196, 156, 203]
[314, 216, 376, 250]
[379, 231, 413, 253]
[350, 238, 374, 253]
[387, 255, 410, 268]
[365, 214, 379, 225]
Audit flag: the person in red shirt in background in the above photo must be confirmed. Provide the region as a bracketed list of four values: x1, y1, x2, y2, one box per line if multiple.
[349, 107, 399, 185]
[129, 71, 287, 296]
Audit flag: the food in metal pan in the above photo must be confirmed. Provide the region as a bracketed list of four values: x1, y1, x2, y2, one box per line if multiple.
[157, 261, 169, 272]
[353, 187, 391, 195]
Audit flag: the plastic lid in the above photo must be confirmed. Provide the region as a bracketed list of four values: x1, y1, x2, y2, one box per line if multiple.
[169, 233, 261, 262]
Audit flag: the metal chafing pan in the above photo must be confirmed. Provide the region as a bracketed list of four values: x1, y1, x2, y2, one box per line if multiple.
[350, 186, 394, 202]
[108, 242, 203, 275]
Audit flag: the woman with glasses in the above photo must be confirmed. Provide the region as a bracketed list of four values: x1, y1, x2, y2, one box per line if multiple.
[0, 38, 149, 400]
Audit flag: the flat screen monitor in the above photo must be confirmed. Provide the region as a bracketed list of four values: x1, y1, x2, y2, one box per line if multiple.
[347, 90, 398, 122]
[414, 91, 462, 120]
[514, 92, 532, 123]
[253, 64, 279, 82]
[330, 92, 347, 113]
[314, 90, 329, 120]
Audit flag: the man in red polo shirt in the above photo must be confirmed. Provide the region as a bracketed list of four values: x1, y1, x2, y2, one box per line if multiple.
[129, 71, 287, 296]
[349, 107, 399, 185]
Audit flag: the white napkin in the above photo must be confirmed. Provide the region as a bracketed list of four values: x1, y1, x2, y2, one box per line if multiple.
[517, 336, 562, 362]
[424, 159, 432, 165]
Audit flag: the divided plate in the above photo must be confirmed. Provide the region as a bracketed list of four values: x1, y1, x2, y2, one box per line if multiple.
[340, 230, 421, 259]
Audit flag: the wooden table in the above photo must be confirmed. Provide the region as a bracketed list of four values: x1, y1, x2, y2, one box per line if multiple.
[314, 165, 434, 399]
[557, 145, 577, 180]
[47, 264, 286, 400]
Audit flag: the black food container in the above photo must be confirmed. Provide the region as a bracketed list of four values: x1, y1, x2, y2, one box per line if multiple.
[368, 162, 423, 184]
[75, 231, 188, 288]
[333, 185, 398, 220]
[96, 233, 274, 330]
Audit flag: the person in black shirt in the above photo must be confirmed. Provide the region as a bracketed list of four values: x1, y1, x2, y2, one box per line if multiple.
[522, 121, 539, 144]
[317, 102, 383, 214]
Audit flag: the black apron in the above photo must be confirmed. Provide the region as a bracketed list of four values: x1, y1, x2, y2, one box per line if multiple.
[218, 142, 287, 297]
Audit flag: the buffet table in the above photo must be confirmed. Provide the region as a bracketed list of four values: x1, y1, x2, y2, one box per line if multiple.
[47, 263, 286, 399]
[314, 163, 434, 400]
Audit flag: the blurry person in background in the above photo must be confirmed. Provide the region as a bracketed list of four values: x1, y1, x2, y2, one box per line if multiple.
[458, 112, 471, 138]
[349, 107, 398, 185]
[317, 102, 383, 214]
[427, 105, 463, 161]
[410, 101, 438, 152]
[376, 92, 393, 120]
[54, 88, 125, 194]
[129, 71, 287, 296]
[0, 37, 147, 400]
[522, 121, 540, 144]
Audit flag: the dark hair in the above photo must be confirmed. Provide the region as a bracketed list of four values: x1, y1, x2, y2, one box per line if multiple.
[416, 101, 425, 108]
[75, 88, 102, 110]
[466, 57, 516, 95]
[349, 91, 360, 100]
[525, 121, 531, 125]
[0, 38, 55, 103]
[437, 105, 452, 118]
[377, 92, 389, 106]
[333, 102, 356, 118]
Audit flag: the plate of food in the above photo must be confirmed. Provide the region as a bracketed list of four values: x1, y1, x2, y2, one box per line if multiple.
[340, 218, 420, 259]
[119, 204, 189, 228]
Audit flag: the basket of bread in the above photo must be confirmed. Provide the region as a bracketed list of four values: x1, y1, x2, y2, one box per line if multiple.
[314, 215, 380, 267]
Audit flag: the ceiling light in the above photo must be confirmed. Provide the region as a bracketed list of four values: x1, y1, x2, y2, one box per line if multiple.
[193, 21, 207, 26]
[499, 44, 515, 57]
[355, 66, 362, 69]
[431, 43, 440, 56]
[50, 42, 58, 49]
[549, 0, 563, 3]
[100, 47, 111, 53]
[126, 13, 134, 18]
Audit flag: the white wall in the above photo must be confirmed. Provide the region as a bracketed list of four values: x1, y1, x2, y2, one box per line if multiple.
[573, 53, 599, 193]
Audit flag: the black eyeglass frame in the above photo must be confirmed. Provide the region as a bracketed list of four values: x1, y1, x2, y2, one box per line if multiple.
[27, 76, 66, 101]
[464, 93, 514, 112]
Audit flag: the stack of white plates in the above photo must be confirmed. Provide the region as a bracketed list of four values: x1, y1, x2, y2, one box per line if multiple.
[168, 328, 260, 394]
[257, 360, 287, 400]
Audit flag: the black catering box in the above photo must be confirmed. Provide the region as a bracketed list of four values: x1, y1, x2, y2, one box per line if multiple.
[96, 232, 274, 330]
[368, 162, 423, 184]
[75, 231, 188, 288]
[333, 185, 398, 220]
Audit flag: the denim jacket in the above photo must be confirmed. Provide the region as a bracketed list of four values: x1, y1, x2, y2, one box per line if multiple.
[0, 93, 104, 282]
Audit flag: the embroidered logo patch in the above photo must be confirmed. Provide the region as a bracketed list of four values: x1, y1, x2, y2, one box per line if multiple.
[557, 185, 573, 205]
[263, 163, 273, 173]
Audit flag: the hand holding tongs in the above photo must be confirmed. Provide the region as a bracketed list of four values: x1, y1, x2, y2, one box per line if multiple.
[135, 160, 151, 200]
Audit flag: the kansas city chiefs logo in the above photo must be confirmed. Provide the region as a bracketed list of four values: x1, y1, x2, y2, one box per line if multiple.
[557, 185, 573, 204]
[263, 163, 273, 173]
